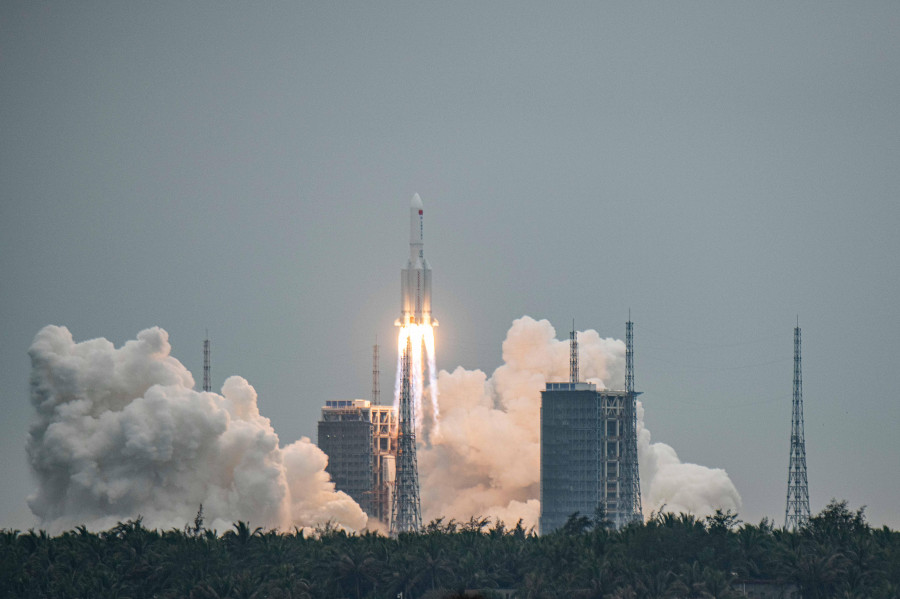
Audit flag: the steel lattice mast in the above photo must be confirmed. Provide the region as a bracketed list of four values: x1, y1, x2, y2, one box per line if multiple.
[372, 339, 380, 405]
[785, 324, 810, 530]
[622, 317, 643, 525]
[390, 336, 422, 534]
[202, 333, 211, 393]
[570, 322, 578, 383]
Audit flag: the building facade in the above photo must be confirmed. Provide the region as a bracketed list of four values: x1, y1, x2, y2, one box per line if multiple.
[540, 383, 638, 533]
[317, 399, 398, 524]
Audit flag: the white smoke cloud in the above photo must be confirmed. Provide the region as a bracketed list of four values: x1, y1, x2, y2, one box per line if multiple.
[26, 325, 367, 533]
[637, 400, 741, 517]
[420, 316, 741, 529]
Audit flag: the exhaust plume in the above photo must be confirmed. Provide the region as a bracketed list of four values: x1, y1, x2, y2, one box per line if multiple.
[26, 325, 367, 533]
[419, 316, 741, 529]
[394, 323, 440, 436]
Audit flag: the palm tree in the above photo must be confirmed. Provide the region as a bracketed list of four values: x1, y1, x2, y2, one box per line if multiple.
[698, 567, 740, 599]
[734, 521, 775, 579]
[334, 549, 378, 599]
[783, 542, 849, 599]
[227, 521, 263, 548]
[410, 545, 455, 592]
[636, 568, 680, 599]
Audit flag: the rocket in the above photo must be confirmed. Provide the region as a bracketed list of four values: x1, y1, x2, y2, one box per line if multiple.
[398, 193, 435, 327]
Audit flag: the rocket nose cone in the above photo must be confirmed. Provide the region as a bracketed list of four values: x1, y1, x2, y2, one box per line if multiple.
[411, 193, 423, 209]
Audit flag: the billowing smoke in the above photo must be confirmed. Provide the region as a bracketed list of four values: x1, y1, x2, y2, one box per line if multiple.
[420, 316, 741, 529]
[636, 401, 742, 517]
[26, 325, 367, 533]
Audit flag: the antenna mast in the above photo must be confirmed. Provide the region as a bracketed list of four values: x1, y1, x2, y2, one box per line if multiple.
[785, 323, 810, 529]
[569, 321, 579, 383]
[202, 332, 211, 393]
[372, 339, 380, 405]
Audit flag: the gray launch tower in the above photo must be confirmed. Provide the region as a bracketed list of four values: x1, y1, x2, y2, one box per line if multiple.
[785, 324, 810, 530]
[621, 318, 643, 524]
[539, 321, 643, 533]
[317, 399, 397, 523]
[390, 336, 422, 534]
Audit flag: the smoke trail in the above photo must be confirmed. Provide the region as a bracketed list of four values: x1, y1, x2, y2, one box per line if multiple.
[419, 316, 741, 529]
[26, 325, 367, 533]
[411, 326, 424, 432]
[393, 327, 404, 411]
[424, 326, 440, 435]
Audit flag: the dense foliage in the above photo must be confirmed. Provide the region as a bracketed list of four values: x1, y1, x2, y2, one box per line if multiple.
[2, 500, 898, 599]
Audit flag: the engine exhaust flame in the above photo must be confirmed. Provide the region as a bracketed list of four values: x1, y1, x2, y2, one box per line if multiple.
[394, 323, 439, 436]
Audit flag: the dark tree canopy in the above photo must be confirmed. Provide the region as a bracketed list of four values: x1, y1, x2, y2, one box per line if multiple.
[2, 500, 898, 599]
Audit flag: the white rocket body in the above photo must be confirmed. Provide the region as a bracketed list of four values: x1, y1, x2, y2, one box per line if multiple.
[400, 193, 433, 326]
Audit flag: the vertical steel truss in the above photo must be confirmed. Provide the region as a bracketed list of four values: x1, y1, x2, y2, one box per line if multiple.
[390, 336, 422, 535]
[621, 319, 643, 526]
[785, 325, 810, 530]
[597, 393, 604, 526]
[202, 335, 211, 393]
[570, 325, 579, 383]
[600, 393, 623, 527]
[372, 341, 380, 405]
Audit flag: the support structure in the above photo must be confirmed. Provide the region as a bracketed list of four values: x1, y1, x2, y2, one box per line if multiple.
[785, 324, 810, 530]
[318, 399, 396, 523]
[621, 317, 643, 525]
[390, 336, 422, 534]
[569, 323, 579, 383]
[202, 333, 211, 393]
[540, 319, 643, 533]
[372, 340, 380, 405]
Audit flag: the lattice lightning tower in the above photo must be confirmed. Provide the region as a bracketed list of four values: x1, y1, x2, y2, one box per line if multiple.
[372, 340, 380, 405]
[569, 323, 579, 383]
[390, 336, 422, 534]
[202, 333, 211, 393]
[785, 324, 810, 530]
[621, 317, 643, 525]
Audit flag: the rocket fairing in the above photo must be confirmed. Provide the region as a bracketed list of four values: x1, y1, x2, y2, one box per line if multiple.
[399, 193, 435, 327]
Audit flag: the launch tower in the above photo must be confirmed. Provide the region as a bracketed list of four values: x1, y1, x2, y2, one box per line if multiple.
[390, 336, 422, 534]
[785, 323, 810, 530]
[621, 318, 643, 525]
[318, 399, 397, 523]
[540, 321, 643, 533]
[389, 193, 432, 535]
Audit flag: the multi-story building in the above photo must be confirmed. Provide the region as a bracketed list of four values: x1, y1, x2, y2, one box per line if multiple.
[539, 383, 639, 533]
[317, 399, 398, 524]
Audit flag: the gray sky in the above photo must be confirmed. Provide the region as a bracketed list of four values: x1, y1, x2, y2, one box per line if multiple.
[2, 2, 899, 529]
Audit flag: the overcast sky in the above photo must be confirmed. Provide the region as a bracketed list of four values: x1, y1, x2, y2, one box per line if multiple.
[2, 2, 898, 530]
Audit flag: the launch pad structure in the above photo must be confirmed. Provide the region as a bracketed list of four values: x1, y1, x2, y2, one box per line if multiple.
[317, 194, 431, 533]
[317, 399, 398, 523]
[388, 193, 433, 535]
[622, 318, 643, 524]
[390, 336, 422, 534]
[540, 320, 643, 533]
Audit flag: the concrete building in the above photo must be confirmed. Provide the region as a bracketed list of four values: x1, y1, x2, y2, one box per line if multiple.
[540, 383, 640, 533]
[317, 399, 398, 524]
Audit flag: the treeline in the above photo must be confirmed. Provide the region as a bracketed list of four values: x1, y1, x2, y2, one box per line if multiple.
[2, 500, 898, 599]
